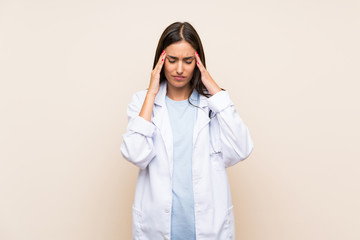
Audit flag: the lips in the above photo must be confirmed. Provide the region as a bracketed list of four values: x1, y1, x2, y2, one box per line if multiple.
[173, 75, 186, 80]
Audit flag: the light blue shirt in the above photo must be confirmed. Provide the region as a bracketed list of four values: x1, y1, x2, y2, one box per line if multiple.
[165, 89, 200, 240]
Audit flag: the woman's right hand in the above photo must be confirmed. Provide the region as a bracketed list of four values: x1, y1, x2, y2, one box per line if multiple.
[148, 50, 166, 96]
[139, 50, 166, 122]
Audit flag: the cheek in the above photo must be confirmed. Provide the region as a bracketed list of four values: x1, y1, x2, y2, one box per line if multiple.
[164, 62, 173, 73]
[187, 63, 196, 73]
[163, 64, 169, 74]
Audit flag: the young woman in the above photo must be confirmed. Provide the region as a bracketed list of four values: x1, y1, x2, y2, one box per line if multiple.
[121, 22, 254, 240]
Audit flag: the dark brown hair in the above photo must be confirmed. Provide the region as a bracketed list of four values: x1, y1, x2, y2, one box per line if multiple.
[153, 22, 212, 100]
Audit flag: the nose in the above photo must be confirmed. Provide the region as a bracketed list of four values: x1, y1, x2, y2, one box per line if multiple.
[176, 61, 183, 75]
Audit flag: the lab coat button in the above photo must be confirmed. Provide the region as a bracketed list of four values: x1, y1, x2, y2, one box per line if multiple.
[164, 208, 170, 213]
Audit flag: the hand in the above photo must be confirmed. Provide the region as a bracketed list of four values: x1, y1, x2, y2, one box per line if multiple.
[148, 50, 167, 96]
[139, 50, 166, 121]
[194, 51, 222, 95]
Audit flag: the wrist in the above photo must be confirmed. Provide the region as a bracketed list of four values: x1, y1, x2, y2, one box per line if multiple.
[146, 90, 157, 98]
[208, 85, 222, 96]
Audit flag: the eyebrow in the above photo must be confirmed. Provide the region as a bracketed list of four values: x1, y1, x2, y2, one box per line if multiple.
[167, 55, 194, 60]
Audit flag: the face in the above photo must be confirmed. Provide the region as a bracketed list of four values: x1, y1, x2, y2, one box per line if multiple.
[163, 40, 196, 90]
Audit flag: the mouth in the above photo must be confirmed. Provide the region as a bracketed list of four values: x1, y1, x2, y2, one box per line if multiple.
[173, 75, 186, 80]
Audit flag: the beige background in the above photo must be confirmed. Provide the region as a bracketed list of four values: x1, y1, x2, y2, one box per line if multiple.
[1, 0, 359, 239]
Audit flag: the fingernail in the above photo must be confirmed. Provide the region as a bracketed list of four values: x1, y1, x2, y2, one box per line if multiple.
[197, 61, 199, 64]
[162, 58, 164, 61]
[162, 50, 165, 54]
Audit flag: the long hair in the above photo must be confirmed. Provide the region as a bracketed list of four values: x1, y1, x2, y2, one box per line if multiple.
[152, 22, 212, 100]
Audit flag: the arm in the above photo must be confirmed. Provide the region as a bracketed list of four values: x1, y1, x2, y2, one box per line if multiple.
[120, 50, 167, 169]
[194, 51, 254, 167]
[208, 90, 254, 168]
[120, 92, 157, 169]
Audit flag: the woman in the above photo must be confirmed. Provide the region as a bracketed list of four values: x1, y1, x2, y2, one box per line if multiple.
[121, 22, 254, 240]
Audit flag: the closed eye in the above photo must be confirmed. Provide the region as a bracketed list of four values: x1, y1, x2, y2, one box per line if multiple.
[167, 59, 193, 64]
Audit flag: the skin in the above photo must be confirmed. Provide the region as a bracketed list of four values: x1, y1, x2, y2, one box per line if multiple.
[163, 41, 196, 100]
[139, 40, 221, 122]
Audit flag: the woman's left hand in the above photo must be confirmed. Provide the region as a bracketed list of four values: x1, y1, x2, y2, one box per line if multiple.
[195, 51, 222, 96]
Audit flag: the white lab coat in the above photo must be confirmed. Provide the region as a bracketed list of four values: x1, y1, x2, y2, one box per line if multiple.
[121, 81, 254, 240]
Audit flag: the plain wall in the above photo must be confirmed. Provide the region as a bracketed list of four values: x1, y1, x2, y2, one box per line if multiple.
[0, 0, 359, 239]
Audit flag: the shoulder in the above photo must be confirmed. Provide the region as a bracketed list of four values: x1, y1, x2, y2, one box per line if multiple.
[129, 89, 149, 105]
[125, 89, 149, 118]
[125, 89, 151, 120]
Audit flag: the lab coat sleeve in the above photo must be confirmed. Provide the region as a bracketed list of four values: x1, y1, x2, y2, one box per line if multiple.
[207, 90, 254, 168]
[120, 91, 156, 169]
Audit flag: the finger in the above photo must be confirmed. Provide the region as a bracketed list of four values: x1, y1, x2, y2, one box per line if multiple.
[155, 50, 166, 72]
[194, 51, 206, 72]
[157, 50, 166, 66]
[156, 51, 166, 74]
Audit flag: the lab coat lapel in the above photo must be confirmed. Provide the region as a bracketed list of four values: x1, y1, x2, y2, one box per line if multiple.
[193, 94, 210, 147]
[151, 81, 174, 177]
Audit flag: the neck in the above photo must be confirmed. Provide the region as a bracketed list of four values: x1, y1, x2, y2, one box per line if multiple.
[166, 84, 192, 101]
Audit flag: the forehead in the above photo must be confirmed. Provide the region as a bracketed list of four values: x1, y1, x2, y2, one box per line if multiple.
[165, 40, 195, 57]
